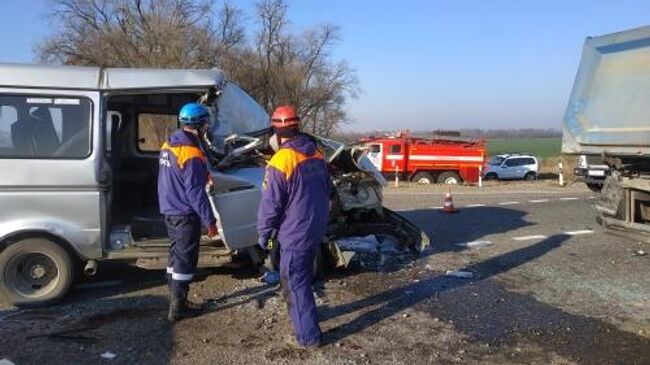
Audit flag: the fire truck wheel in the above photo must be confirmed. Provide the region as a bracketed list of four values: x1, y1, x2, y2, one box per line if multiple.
[412, 172, 434, 184]
[438, 171, 461, 185]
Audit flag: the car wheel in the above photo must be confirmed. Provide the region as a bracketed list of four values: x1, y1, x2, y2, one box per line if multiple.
[0, 238, 74, 308]
[483, 173, 498, 181]
[524, 172, 537, 181]
[586, 182, 603, 192]
[438, 171, 461, 185]
[411, 172, 434, 184]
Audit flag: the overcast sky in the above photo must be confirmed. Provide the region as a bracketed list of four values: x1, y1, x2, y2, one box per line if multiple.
[2, 0, 650, 132]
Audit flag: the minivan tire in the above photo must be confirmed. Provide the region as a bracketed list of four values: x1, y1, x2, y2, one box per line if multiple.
[438, 171, 461, 185]
[0, 238, 74, 308]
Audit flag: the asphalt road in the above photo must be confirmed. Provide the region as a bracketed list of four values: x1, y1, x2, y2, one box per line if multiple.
[1, 182, 649, 364]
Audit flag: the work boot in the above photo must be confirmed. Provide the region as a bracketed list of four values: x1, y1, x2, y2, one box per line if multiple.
[284, 335, 321, 349]
[168, 296, 204, 322]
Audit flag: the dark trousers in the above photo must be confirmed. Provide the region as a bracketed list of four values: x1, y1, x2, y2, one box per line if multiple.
[280, 247, 322, 346]
[165, 214, 201, 300]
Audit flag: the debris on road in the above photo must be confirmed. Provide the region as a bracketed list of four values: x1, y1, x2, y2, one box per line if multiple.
[445, 270, 474, 279]
[100, 352, 117, 360]
[634, 249, 647, 257]
[335, 235, 379, 253]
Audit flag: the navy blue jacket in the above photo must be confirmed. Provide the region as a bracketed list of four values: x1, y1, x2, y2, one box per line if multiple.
[158, 130, 216, 227]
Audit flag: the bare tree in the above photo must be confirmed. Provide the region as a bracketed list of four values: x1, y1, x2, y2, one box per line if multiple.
[38, 0, 359, 137]
[38, 0, 244, 68]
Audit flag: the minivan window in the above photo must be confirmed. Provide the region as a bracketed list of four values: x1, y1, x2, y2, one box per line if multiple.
[137, 113, 178, 152]
[0, 95, 91, 159]
[504, 158, 518, 167]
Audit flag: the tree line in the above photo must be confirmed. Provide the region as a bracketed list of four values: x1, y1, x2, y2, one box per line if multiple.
[37, 0, 359, 137]
[331, 128, 562, 144]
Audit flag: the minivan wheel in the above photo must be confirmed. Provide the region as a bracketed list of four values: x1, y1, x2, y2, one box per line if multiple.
[438, 171, 461, 185]
[0, 238, 74, 308]
[524, 172, 537, 181]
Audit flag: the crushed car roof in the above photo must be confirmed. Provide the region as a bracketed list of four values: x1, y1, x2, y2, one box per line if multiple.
[0, 63, 225, 91]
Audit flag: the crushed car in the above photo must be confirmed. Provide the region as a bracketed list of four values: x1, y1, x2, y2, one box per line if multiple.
[0, 64, 429, 308]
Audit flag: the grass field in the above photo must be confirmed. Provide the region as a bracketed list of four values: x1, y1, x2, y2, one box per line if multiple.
[487, 138, 561, 159]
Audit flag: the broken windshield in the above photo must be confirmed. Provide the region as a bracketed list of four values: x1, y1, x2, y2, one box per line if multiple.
[211, 82, 269, 149]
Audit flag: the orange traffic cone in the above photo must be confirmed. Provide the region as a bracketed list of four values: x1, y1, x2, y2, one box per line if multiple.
[442, 190, 456, 213]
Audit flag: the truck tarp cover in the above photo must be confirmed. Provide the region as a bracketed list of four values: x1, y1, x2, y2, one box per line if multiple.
[563, 26, 650, 155]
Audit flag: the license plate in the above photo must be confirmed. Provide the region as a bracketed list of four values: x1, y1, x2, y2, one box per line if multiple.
[588, 170, 605, 177]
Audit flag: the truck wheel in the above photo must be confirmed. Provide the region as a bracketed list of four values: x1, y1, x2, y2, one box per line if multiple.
[586, 182, 602, 192]
[0, 238, 74, 308]
[524, 172, 537, 181]
[438, 171, 461, 185]
[412, 172, 434, 184]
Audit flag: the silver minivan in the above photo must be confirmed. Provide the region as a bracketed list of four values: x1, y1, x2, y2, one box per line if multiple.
[0, 64, 427, 308]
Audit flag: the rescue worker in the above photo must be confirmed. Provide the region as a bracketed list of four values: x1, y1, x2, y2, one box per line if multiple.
[257, 105, 330, 348]
[158, 102, 218, 322]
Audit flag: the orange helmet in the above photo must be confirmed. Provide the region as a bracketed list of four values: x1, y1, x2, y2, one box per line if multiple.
[271, 105, 300, 129]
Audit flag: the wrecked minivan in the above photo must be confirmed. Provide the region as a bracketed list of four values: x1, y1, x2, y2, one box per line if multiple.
[0, 64, 428, 308]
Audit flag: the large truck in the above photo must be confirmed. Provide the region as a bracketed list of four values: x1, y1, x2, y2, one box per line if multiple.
[562, 26, 650, 242]
[361, 131, 486, 185]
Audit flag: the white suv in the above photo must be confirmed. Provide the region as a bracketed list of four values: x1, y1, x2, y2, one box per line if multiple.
[483, 154, 539, 181]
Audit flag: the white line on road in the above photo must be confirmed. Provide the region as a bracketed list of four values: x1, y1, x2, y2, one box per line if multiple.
[529, 199, 550, 203]
[564, 229, 594, 235]
[559, 197, 580, 201]
[456, 240, 493, 248]
[465, 204, 486, 208]
[431, 206, 443, 209]
[586, 196, 597, 200]
[498, 201, 520, 205]
[513, 235, 548, 241]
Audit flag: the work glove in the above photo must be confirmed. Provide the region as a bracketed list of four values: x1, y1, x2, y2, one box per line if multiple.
[258, 237, 270, 251]
[207, 223, 218, 238]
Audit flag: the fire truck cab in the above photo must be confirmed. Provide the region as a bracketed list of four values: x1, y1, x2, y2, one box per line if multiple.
[363, 132, 486, 185]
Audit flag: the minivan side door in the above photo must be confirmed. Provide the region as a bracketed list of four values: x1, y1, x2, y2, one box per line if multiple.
[0, 88, 103, 259]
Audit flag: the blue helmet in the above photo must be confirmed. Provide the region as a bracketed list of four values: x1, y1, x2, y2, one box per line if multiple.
[178, 103, 210, 126]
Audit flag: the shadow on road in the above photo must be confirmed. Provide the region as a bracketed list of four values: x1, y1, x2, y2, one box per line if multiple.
[319, 228, 650, 364]
[398, 206, 534, 254]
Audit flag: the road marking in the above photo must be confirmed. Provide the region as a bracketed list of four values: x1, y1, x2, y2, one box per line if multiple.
[564, 229, 594, 235]
[559, 197, 580, 201]
[498, 201, 520, 205]
[529, 199, 550, 203]
[465, 203, 486, 208]
[586, 196, 597, 200]
[431, 206, 443, 209]
[456, 240, 493, 248]
[513, 235, 548, 241]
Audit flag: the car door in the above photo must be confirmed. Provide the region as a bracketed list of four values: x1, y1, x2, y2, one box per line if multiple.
[366, 143, 383, 171]
[500, 158, 516, 179]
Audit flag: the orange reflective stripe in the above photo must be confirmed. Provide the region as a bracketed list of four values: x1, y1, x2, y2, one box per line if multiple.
[161, 142, 206, 169]
[267, 148, 323, 180]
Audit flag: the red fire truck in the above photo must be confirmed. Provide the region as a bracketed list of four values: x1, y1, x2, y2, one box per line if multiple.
[360, 132, 486, 184]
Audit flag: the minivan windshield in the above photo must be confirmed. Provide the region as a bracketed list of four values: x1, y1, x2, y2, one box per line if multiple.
[211, 83, 269, 149]
[488, 156, 505, 165]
